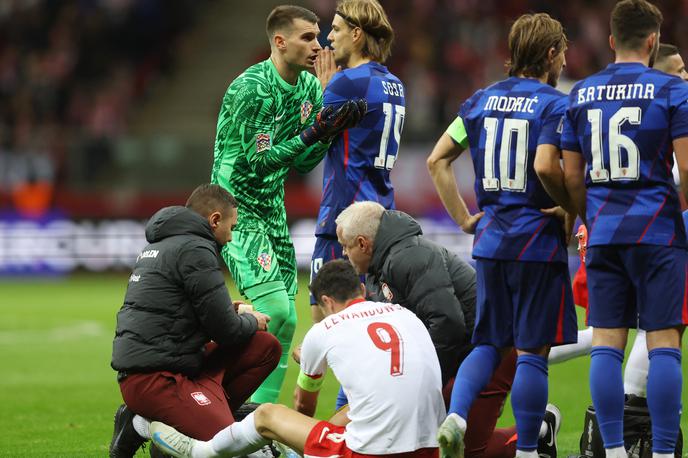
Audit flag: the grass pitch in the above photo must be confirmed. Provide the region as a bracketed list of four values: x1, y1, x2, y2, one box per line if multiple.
[1, 273, 686, 457]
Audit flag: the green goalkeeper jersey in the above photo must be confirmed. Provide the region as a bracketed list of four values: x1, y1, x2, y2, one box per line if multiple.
[211, 58, 329, 231]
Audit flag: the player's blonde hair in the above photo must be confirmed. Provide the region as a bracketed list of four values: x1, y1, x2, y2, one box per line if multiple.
[506, 13, 567, 78]
[335, 0, 394, 63]
[336, 201, 385, 245]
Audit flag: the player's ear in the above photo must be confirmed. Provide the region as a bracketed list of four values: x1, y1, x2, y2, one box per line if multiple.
[609, 35, 616, 52]
[359, 282, 366, 298]
[208, 211, 222, 229]
[351, 26, 363, 44]
[273, 32, 287, 51]
[647, 31, 658, 54]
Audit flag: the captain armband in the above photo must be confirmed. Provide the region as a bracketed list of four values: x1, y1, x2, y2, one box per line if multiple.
[297, 370, 324, 392]
[446, 117, 469, 148]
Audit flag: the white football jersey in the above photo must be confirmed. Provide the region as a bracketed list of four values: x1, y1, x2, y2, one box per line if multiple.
[300, 299, 446, 454]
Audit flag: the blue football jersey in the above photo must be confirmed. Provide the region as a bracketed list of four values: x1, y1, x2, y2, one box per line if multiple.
[460, 77, 568, 263]
[561, 63, 688, 248]
[315, 62, 405, 236]
[683, 210, 688, 230]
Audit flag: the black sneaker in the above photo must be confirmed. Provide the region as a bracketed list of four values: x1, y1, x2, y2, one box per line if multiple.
[109, 404, 146, 457]
[538, 403, 562, 458]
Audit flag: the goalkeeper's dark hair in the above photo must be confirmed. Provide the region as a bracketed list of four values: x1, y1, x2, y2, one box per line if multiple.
[506, 13, 567, 78]
[266, 5, 319, 40]
[309, 259, 362, 306]
[611, 0, 662, 52]
[185, 184, 237, 218]
[336, 0, 394, 63]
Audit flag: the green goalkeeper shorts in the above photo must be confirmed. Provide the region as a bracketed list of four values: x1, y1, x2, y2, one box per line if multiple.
[222, 228, 298, 299]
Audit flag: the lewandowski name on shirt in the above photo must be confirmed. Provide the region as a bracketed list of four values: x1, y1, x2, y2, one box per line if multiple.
[576, 83, 655, 104]
[323, 303, 404, 330]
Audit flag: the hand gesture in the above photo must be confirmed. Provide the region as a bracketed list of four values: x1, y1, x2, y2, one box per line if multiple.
[248, 310, 271, 331]
[292, 344, 302, 364]
[300, 99, 367, 146]
[315, 47, 340, 91]
[461, 212, 485, 234]
[541, 206, 574, 243]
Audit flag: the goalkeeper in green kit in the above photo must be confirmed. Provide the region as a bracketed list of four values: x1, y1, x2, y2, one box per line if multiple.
[211, 4, 366, 403]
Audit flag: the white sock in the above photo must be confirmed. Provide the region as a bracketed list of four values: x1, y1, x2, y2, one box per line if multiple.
[539, 420, 548, 438]
[605, 446, 628, 458]
[191, 441, 217, 458]
[132, 415, 151, 439]
[623, 330, 648, 396]
[445, 413, 467, 433]
[549, 327, 593, 364]
[207, 412, 269, 457]
[652, 453, 674, 458]
[515, 450, 538, 458]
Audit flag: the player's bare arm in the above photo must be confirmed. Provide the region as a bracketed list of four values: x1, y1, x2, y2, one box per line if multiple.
[427, 130, 484, 234]
[535, 143, 576, 214]
[562, 150, 587, 226]
[674, 136, 688, 203]
[293, 384, 319, 417]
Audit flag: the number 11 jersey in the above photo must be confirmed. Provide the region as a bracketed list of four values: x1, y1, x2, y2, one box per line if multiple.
[456, 77, 568, 263]
[561, 62, 688, 248]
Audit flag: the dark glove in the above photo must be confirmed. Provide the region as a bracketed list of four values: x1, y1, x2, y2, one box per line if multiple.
[300, 99, 368, 146]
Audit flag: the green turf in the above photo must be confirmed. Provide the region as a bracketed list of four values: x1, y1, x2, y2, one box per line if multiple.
[0, 273, 686, 457]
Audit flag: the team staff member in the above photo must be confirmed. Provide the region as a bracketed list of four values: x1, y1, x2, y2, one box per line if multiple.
[108, 184, 279, 458]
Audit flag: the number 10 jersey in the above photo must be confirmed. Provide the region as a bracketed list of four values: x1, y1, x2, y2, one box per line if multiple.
[457, 77, 568, 263]
[561, 62, 688, 248]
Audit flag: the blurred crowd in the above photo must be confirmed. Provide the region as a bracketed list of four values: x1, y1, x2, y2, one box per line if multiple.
[0, 0, 202, 216]
[2, 0, 688, 217]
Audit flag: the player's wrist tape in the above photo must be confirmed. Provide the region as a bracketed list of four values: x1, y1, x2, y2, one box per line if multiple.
[297, 370, 324, 392]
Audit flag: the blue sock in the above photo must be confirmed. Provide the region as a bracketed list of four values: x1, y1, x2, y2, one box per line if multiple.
[647, 348, 682, 453]
[511, 354, 548, 451]
[590, 346, 625, 449]
[335, 385, 348, 411]
[448, 345, 500, 418]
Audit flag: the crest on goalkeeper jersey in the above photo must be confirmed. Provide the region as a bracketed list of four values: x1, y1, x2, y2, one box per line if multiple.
[257, 252, 272, 272]
[300, 100, 313, 124]
[256, 133, 271, 153]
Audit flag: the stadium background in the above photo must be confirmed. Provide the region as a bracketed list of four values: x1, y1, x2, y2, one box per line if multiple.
[0, 0, 686, 456]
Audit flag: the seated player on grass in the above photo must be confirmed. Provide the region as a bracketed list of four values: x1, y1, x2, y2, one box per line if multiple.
[146, 259, 446, 458]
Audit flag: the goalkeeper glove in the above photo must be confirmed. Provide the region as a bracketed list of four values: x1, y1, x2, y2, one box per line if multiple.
[300, 99, 368, 146]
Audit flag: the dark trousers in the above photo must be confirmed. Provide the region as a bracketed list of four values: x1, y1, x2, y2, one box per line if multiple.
[443, 349, 518, 458]
[119, 331, 281, 441]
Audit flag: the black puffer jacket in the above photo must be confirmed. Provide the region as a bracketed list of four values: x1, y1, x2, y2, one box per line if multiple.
[365, 210, 476, 383]
[111, 206, 258, 376]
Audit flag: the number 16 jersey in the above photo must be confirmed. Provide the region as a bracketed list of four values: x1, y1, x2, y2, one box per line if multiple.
[300, 299, 445, 455]
[455, 77, 568, 263]
[561, 62, 688, 248]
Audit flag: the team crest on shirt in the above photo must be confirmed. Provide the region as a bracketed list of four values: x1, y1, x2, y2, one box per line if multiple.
[381, 282, 393, 301]
[191, 392, 211, 406]
[300, 100, 313, 124]
[256, 133, 271, 153]
[257, 252, 272, 271]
